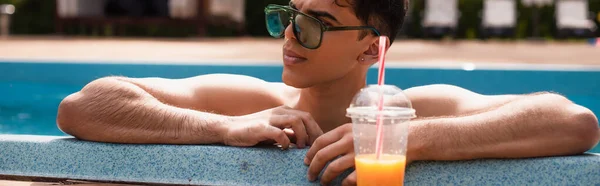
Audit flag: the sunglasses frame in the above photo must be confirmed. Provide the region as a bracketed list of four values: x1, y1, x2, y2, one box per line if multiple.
[264, 4, 381, 49]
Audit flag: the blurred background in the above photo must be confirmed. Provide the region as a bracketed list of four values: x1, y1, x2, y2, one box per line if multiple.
[0, 0, 597, 40]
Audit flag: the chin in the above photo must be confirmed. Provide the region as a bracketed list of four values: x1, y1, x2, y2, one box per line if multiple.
[281, 70, 313, 89]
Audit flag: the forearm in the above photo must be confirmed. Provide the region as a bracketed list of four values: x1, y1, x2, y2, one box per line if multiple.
[409, 94, 600, 161]
[57, 78, 230, 144]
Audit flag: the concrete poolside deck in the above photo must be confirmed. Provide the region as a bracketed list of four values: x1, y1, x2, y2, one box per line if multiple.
[0, 179, 137, 186]
[1, 37, 599, 67]
[1, 135, 599, 186]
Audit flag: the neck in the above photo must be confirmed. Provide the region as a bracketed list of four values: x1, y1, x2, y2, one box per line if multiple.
[294, 69, 367, 132]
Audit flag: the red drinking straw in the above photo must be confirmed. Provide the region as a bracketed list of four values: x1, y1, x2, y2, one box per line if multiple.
[374, 36, 388, 159]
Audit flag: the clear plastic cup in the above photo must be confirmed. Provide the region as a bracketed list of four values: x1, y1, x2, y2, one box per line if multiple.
[346, 85, 416, 186]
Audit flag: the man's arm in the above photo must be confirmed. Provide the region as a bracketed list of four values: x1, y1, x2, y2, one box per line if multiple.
[305, 84, 599, 185]
[56, 74, 287, 144]
[406, 84, 600, 161]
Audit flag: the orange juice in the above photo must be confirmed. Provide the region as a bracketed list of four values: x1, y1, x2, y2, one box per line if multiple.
[355, 154, 406, 186]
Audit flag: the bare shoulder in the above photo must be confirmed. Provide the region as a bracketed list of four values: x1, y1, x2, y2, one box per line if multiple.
[185, 74, 295, 115]
[121, 74, 294, 116]
[404, 84, 519, 117]
[404, 84, 476, 100]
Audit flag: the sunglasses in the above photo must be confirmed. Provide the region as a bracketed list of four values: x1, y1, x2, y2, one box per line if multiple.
[264, 4, 381, 49]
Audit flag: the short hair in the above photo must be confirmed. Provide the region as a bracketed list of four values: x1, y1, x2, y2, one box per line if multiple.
[335, 0, 409, 45]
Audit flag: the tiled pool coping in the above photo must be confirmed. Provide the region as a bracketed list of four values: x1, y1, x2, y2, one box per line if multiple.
[1, 135, 599, 185]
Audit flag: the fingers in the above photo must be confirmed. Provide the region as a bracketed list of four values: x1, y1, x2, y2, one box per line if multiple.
[342, 171, 357, 186]
[283, 128, 296, 142]
[284, 109, 323, 145]
[307, 135, 353, 181]
[320, 154, 355, 186]
[270, 115, 308, 149]
[260, 125, 291, 150]
[305, 125, 349, 165]
[287, 116, 308, 149]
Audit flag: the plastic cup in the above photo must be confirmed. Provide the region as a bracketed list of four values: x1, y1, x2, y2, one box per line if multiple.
[346, 85, 416, 186]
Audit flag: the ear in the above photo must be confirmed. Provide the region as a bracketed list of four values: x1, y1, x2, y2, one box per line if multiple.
[357, 36, 390, 65]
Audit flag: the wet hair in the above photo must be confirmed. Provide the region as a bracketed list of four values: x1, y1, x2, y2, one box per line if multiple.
[335, 0, 408, 45]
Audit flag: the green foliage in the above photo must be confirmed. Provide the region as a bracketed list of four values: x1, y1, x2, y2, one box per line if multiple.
[0, 0, 597, 39]
[1, 0, 55, 34]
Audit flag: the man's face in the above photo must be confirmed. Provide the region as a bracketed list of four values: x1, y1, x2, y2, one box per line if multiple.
[281, 0, 375, 88]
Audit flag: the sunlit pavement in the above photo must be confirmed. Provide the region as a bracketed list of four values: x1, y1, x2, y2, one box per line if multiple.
[1, 36, 599, 66]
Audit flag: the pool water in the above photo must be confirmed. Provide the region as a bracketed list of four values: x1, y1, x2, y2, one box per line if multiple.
[1, 61, 599, 153]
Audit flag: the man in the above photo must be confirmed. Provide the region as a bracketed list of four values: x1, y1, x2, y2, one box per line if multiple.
[56, 0, 600, 185]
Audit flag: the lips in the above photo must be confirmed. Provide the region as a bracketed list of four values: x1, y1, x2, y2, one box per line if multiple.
[283, 49, 307, 66]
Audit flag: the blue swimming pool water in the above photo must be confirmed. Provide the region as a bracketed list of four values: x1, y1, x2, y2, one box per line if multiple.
[1, 60, 599, 153]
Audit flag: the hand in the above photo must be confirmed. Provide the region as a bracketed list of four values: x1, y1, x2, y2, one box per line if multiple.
[223, 106, 324, 149]
[305, 123, 356, 186]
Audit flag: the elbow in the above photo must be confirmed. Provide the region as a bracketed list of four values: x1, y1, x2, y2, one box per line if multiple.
[56, 76, 131, 138]
[564, 104, 600, 153]
[539, 93, 599, 153]
[56, 92, 85, 137]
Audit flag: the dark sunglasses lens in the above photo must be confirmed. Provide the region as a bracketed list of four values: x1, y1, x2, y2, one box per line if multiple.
[266, 10, 290, 37]
[294, 14, 322, 48]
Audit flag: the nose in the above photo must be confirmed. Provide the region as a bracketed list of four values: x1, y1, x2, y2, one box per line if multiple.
[284, 22, 296, 41]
